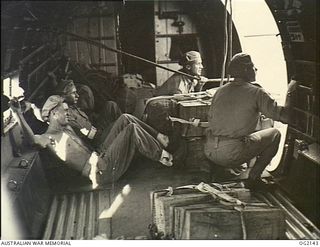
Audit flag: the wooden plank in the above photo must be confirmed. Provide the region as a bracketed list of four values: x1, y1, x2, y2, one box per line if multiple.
[63, 194, 77, 240]
[74, 193, 86, 239]
[97, 189, 111, 239]
[84, 192, 95, 240]
[42, 196, 58, 239]
[52, 195, 69, 239]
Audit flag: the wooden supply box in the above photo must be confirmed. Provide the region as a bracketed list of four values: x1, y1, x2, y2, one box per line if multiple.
[181, 125, 206, 137]
[175, 203, 285, 240]
[151, 189, 213, 236]
[151, 186, 285, 240]
[185, 137, 211, 173]
[177, 100, 210, 122]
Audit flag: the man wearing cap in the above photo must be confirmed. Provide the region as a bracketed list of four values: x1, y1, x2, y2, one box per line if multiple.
[10, 95, 174, 188]
[46, 79, 122, 148]
[46, 79, 171, 149]
[155, 51, 208, 96]
[204, 52, 295, 189]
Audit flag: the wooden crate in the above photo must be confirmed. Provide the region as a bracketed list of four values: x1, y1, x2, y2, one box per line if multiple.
[151, 186, 285, 240]
[185, 137, 211, 173]
[151, 190, 213, 236]
[181, 124, 206, 137]
[151, 186, 254, 237]
[177, 204, 285, 240]
[178, 100, 210, 122]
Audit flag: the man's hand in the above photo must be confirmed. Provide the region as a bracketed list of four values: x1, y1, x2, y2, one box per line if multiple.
[285, 79, 300, 108]
[199, 76, 209, 84]
[287, 79, 300, 95]
[9, 98, 22, 114]
[157, 133, 169, 148]
[189, 118, 200, 127]
[23, 101, 33, 112]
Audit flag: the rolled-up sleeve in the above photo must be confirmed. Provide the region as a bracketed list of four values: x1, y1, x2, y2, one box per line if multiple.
[257, 88, 282, 121]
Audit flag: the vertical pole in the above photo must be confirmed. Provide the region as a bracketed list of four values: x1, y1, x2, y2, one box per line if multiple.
[227, 0, 233, 82]
[1, 78, 4, 136]
[115, 11, 123, 76]
[220, 0, 229, 87]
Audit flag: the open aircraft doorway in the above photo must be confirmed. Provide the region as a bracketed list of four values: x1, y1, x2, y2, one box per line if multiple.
[222, 0, 289, 171]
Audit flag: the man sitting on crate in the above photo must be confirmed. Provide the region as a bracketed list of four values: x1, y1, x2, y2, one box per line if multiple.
[203, 52, 296, 190]
[143, 51, 209, 162]
[155, 51, 208, 96]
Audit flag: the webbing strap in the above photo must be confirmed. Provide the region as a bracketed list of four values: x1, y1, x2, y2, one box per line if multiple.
[234, 206, 247, 240]
[195, 182, 245, 206]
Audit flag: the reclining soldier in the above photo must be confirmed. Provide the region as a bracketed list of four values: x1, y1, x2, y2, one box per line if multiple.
[10, 96, 174, 188]
[41, 79, 121, 148]
[45, 79, 171, 154]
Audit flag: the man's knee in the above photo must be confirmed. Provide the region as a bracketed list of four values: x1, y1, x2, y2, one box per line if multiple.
[123, 113, 139, 122]
[116, 114, 124, 122]
[118, 113, 131, 123]
[105, 101, 119, 111]
[270, 128, 281, 144]
[257, 128, 281, 144]
[126, 122, 138, 132]
[105, 100, 118, 108]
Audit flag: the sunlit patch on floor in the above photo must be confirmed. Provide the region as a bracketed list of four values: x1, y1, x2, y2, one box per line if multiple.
[99, 184, 132, 219]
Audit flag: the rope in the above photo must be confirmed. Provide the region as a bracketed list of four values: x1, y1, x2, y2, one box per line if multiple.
[234, 206, 247, 240]
[220, 0, 229, 87]
[227, 0, 233, 82]
[220, 0, 233, 87]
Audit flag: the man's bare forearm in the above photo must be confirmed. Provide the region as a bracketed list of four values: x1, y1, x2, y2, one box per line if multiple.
[13, 111, 37, 145]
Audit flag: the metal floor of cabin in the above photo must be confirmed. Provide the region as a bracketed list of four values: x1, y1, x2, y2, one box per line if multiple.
[42, 158, 271, 240]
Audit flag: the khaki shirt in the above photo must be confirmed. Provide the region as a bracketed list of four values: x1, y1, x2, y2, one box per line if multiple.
[207, 81, 282, 138]
[155, 71, 198, 96]
[68, 106, 92, 130]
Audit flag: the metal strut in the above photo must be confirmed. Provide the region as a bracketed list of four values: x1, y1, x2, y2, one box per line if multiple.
[63, 31, 201, 81]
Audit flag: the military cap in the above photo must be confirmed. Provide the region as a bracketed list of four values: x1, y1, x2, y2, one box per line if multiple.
[179, 51, 202, 66]
[227, 53, 254, 77]
[41, 95, 65, 121]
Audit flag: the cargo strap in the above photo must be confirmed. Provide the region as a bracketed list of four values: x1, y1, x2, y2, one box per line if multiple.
[178, 182, 246, 206]
[177, 182, 248, 239]
[168, 116, 200, 126]
[195, 183, 247, 239]
[234, 206, 247, 240]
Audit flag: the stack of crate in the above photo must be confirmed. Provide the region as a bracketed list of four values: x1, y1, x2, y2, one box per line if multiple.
[176, 100, 211, 174]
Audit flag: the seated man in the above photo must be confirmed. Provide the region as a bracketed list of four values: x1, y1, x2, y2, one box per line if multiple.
[10, 96, 173, 188]
[204, 52, 295, 189]
[155, 51, 208, 96]
[42, 80, 122, 148]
